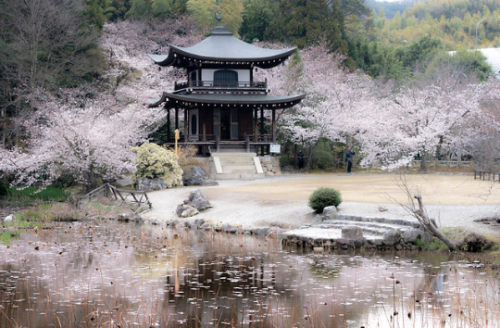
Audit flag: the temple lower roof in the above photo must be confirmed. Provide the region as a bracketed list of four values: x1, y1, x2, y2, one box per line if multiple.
[149, 92, 305, 109]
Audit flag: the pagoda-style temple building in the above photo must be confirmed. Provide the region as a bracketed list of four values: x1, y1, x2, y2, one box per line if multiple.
[148, 26, 305, 157]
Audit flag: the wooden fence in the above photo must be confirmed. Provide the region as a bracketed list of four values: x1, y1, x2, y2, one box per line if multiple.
[80, 183, 152, 214]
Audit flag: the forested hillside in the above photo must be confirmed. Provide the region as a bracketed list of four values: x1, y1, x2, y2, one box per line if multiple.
[370, 0, 500, 50]
[365, 0, 416, 19]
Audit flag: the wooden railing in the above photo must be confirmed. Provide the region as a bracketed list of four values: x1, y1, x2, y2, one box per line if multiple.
[175, 79, 267, 91]
[80, 183, 152, 214]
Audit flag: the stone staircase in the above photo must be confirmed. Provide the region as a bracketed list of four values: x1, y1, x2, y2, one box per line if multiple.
[210, 152, 265, 180]
[281, 211, 429, 250]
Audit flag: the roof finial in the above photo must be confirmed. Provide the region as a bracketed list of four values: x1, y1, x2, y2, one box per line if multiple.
[215, 11, 222, 23]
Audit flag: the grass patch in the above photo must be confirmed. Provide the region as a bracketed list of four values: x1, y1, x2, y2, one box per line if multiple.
[1, 230, 21, 246]
[7, 186, 69, 202]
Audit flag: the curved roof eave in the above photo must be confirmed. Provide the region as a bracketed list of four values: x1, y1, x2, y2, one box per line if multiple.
[149, 46, 297, 68]
[148, 92, 306, 108]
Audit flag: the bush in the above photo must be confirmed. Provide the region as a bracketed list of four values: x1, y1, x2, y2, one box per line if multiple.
[131, 143, 183, 188]
[308, 187, 342, 213]
[0, 179, 7, 196]
[312, 149, 333, 169]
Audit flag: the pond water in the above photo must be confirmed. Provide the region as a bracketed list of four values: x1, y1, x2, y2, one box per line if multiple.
[0, 221, 499, 328]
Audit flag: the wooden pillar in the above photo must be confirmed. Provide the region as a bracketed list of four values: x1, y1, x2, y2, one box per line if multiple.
[202, 123, 206, 142]
[166, 108, 171, 142]
[254, 108, 258, 140]
[184, 108, 188, 142]
[260, 107, 264, 136]
[272, 109, 276, 143]
[175, 108, 179, 130]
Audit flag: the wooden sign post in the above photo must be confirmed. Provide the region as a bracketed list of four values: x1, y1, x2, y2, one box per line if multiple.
[174, 129, 179, 155]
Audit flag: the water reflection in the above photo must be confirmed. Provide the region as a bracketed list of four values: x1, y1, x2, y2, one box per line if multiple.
[0, 221, 498, 327]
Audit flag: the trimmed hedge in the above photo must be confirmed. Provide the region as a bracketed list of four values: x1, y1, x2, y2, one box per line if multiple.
[308, 187, 342, 213]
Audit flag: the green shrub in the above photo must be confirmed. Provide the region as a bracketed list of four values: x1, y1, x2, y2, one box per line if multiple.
[0, 179, 7, 196]
[312, 140, 334, 169]
[308, 187, 342, 213]
[131, 142, 183, 188]
[312, 149, 333, 169]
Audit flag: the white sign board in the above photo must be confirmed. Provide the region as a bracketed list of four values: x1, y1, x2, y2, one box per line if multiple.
[270, 144, 281, 153]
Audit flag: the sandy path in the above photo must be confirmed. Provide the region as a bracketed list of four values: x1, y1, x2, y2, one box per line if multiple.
[143, 173, 500, 236]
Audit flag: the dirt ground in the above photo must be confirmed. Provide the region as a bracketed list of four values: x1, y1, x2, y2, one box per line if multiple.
[144, 173, 500, 236]
[203, 173, 500, 205]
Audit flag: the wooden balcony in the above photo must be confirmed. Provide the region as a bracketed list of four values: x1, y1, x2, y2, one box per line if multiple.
[174, 79, 267, 92]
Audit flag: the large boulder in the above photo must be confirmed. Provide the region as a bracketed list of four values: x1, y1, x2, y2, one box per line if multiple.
[177, 188, 212, 217]
[176, 204, 199, 218]
[402, 228, 423, 243]
[136, 178, 166, 192]
[322, 206, 337, 220]
[184, 167, 206, 186]
[382, 230, 401, 246]
[184, 166, 219, 186]
[341, 226, 363, 239]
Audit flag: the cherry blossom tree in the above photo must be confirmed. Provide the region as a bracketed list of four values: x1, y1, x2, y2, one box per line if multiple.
[448, 79, 500, 171]
[275, 42, 375, 167]
[356, 77, 490, 171]
[1, 89, 165, 191]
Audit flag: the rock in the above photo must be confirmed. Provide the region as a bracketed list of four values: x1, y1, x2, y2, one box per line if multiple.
[115, 177, 132, 188]
[201, 180, 219, 186]
[353, 237, 366, 248]
[189, 188, 205, 202]
[184, 167, 207, 186]
[223, 224, 238, 233]
[266, 164, 273, 170]
[137, 178, 166, 192]
[265, 171, 275, 176]
[322, 206, 337, 220]
[194, 218, 206, 228]
[378, 205, 388, 212]
[190, 198, 212, 211]
[311, 215, 323, 224]
[176, 204, 199, 218]
[341, 226, 363, 239]
[189, 188, 212, 210]
[401, 228, 422, 243]
[382, 230, 400, 246]
[118, 213, 132, 222]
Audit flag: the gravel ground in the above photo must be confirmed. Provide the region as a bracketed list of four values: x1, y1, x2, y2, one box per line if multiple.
[142, 173, 500, 236]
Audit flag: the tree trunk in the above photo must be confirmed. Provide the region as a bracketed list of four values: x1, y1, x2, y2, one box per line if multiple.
[420, 152, 428, 172]
[414, 195, 457, 251]
[84, 166, 98, 192]
[294, 144, 298, 169]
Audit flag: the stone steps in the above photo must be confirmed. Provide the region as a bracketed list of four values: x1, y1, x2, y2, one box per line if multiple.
[211, 152, 262, 178]
[215, 173, 265, 180]
[281, 214, 428, 250]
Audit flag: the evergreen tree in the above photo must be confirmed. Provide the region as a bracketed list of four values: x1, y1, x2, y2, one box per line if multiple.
[239, 0, 275, 42]
[265, 0, 347, 53]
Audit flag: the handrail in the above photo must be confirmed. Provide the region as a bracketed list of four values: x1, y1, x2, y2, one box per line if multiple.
[175, 80, 267, 90]
[80, 183, 152, 214]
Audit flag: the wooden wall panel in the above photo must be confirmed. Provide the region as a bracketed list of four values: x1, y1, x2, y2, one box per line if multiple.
[239, 109, 253, 139]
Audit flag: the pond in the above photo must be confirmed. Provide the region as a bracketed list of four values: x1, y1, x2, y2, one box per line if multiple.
[0, 221, 499, 327]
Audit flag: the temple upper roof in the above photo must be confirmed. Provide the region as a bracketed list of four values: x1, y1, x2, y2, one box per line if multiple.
[148, 27, 297, 69]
